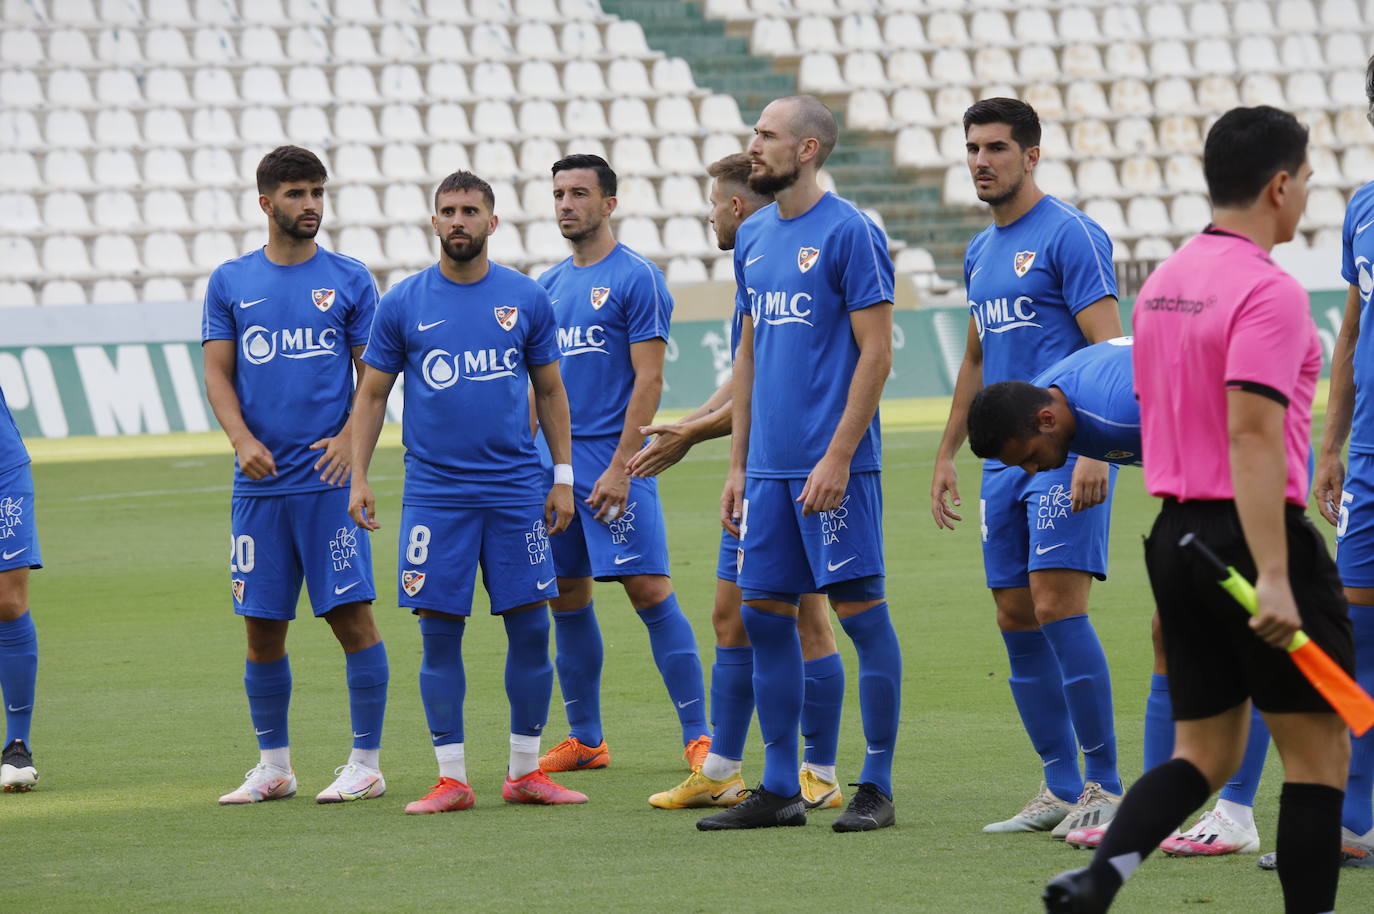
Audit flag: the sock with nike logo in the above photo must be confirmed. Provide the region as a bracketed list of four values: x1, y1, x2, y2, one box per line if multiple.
[419, 615, 466, 751]
[0, 610, 38, 746]
[1042, 614, 1121, 794]
[802, 652, 844, 769]
[244, 654, 291, 753]
[552, 601, 603, 746]
[637, 594, 709, 744]
[344, 641, 387, 754]
[838, 602, 901, 798]
[1002, 629, 1081, 803]
[742, 605, 803, 798]
[502, 604, 553, 767]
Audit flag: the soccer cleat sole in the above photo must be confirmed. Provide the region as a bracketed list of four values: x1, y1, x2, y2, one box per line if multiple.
[316, 784, 385, 804]
[218, 788, 296, 806]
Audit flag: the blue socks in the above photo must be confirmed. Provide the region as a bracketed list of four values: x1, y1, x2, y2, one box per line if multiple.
[742, 605, 803, 797]
[552, 601, 603, 746]
[0, 611, 38, 746]
[710, 645, 754, 761]
[637, 594, 709, 744]
[1002, 629, 1082, 803]
[802, 652, 844, 767]
[418, 615, 466, 746]
[1143, 672, 1174, 772]
[1220, 705, 1270, 807]
[344, 641, 387, 751]
[244, 654, 291, 751]
[1042, 614, 1121, 795]
[503, 606, 553, 737]
[839, 603, 901, 798]
[1344, 603, 1374, 835]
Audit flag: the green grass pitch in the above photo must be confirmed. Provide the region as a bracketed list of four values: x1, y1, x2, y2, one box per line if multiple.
[7, 399, 1372, 912]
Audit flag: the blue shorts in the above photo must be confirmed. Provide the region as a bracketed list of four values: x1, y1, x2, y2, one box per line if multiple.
[979, 457, 1116, 589]
[717, 527, 741, 583]
[1336, 450, 1374, 588]
[547, 436, 671, 580]
[398, 502, 555, 615]
[0, 463, 42, 573]
[229, 487, 376, 620]
[736, 471, 885, 604]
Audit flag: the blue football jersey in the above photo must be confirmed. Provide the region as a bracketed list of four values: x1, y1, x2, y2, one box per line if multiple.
[965, 195, 1118, 387]
[539, 244, 673, 439]
[1343, 181, 1374, 454]
[733, 192, 895, 478]
[1033, 337, 1141, 466]
[0, 386, 29, 475]
[363, 262, 560, 507]
[202, 246, 378, 496]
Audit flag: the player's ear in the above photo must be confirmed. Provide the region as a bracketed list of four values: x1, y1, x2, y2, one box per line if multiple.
[1024, 143, 1040, 171]
[431, 213, 440, 236]
[798, 136, 821, 166]
[258, 193, 272, 216]
[603, 194, 618, 218]
[732, 195, 746, 219]
[488, 212, 500, 234]
[1036, 406, 1056, 431]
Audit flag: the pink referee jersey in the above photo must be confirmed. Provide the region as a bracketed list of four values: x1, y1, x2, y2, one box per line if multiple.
[1133, 226, 1321, 507]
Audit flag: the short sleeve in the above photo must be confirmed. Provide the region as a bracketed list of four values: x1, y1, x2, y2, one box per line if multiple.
[1050, 212, 1118, 314]
[361, 287, 407, 374]
[833, 213, 895, 312]
[525, 286, 560, 366]
[1225, 275, 1312, 406]
[1341, 193, 1361, 287]
[346, 266, 380, 348]
[201, 267, 236, 342]
[624, 261, 672, 344]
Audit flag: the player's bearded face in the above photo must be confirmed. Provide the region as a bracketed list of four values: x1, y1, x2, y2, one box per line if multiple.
[748, 148, 801, 196]
[440, 226, 488, 262]
[266, 183, 323, 240]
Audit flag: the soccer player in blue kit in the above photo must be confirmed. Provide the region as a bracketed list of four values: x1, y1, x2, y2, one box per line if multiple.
[930, 99, 1127, 838]
[0, 387, 41, 792]
[203, 146, 389, 806]
[700, 95, 903, 832]
[348, 171, 587, 812]
[535, 155, 712, 779]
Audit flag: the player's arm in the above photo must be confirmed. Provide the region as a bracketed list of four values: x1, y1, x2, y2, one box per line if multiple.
[1064, 296, 1125, 510]
[723, 315, 754, 536]
[203, 339, 277, 480]
[931, 317, 982, 529]
[1315, 284, 1362, 526]
[800, 302, 894, 517]
[583, 338, 664, 523]
[627, 376, 733, 478]
[309, 346, 367, 487]
[347, 365, 398, 531]
[530, 360, 575, 535]
[1229, 387, 1301, 647]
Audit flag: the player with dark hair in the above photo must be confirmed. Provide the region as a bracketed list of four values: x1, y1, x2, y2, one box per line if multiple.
[1046, 105, 1354, 913]
[628, 153, 847, 812]
[535, 154, 713, 780]
[700, 95, 903, 832]
[204, 145, 390, 806]
[348, 171, 585, 812]
[0, 387, 41, 792]
[932, 97, 1126, 839]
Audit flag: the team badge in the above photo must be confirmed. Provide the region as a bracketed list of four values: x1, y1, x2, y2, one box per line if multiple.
[312, 288, 336, 312]
[590, 287, 610, 310]
[1104, 450, 1136, 460]
[797, 247, 820, 273]
[401, 570, 426, 597]
[1013, 251, 1036, 277]
[231, 579, 245, 604]
[494, 306, 518, 331]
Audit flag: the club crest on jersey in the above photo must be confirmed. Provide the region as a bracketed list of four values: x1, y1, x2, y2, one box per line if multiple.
[1013, 251, 1036, 277]
[590, 287, 610, 310]
[494, 306, 518, 331]
[797, 247, 820, 273]
[231, 578, 245, 604]
[312, 288, 336, 312]
[401, 570, 426, 597]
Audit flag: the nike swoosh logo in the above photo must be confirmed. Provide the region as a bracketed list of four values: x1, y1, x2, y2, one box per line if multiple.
[613, 554, 640, 565]
[334, 582, 361, 595]
[417, 319, 445, 331]
[1358, 219, 1374, 235]
[745, 254, 765, 267]
[537, 578, 556, 589]
[827, 556, 857, 572]
[1035, 543, 1067, 555]
[239, 297, 267, 309]
[550, 299, 560, 305]
[1082, 743, 1104, 753]
[865, 747, 886, 755]
[7, 704, 31, 713]
[563, 699, 578, 706]
[353, 732, 370, 739]
[2, 547, 28, 561]
[254, 728, 273, 735]
[677, 699, 700, 709]
[575, 755, 599, 767]
[970, 267, 982, 280]
[710, 789, 737, 801]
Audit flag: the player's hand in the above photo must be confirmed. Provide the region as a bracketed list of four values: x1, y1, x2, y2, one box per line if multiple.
[799, 452, 849, 517]
[626, 423, 693, 478]
[1250, 572, 1301, 649]
[546, 483, 574, 535]
[721, 467, 745, 537]
[234, 435, 278, 481]
[309, 432, 352, 487]
[349, 478, 379, 531]
[1313, 452, 1346, 527]
[587, 461, 630, 524]
[931, 457, 962, 529]
[1070, 457, 1111, 512]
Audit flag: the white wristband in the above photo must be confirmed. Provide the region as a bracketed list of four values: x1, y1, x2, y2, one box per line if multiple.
[553, 463, 574, 487]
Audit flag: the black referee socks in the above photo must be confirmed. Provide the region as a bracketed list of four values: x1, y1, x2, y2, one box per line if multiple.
[1276, 782, 1344, 914]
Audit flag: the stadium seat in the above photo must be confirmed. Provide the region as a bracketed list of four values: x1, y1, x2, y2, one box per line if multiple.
[1062, 43, 1105, 80]
[336, 0, 384, 24]
[893, 127, 943, 169]
[524, 220, 567, 262]
[43, 149, 92, 190]
[1197, 76, 1241, 112]
[337, 226, 386, 265]
[1338, 108, 1374, 143]
[1012, 8, 1056, 43]
[517, 0, 561, 22]
[1037, 161, 1079, 201]
[663, 217, 710, 257]
[1133, 237, 1176, 261]
[473, 101, 519, 140]
[237, 25, 284, 63]
[661, 175, 705, 216]
[1276, 0, 1319, 31]
[90, 277, 138, 305]
[144, 189, 192, 229]
[891, 88, 936, 127]
[1343, 147, 1374, 183]
[1065, 81, 1110, 118]
[1330, 69, 1368, 107]
[847, 90, 890, 131]
[283, 105, 328, 143]
[1077, 158, 1124, 197]
[1040, 122, 1070, 156]
[839, 13, 884, 51]
[1058, 6, 1101, 42]
[608, 59, 653, 97]
[1309, 146, 1343, 186]
[48, 28, 95, 66]
[517, 61, 563, 102]
[474, 140, 519, 180]
[0, 279, 35, 306]
[942, 164, 979, 206]
[752, 18, 796, 55]
[1159, 116, 1203, 153]
[656, 97, 699, 135]
[1240, 73, 1286, 107]
[1326, 32, 1369, 68]
[795, 16, 841, 52]
[618, 216, 665, 258]
[515, 21, 561, 60]
[700, 95, 747, 134]
[384, 225, 430, 267]
[0, 193, 41, 234]
[334, 105, 380, 144]
[612, 137, 657, 177]
[92, 233, 141, 273]
[94, 149, 141, 189]
[926, 11, 969, 46]
[615, 177, 660, 216]
[1022, 84, 1065, 120]
[144, 148, 192, 188]
[335, 66, 380, 104]
[334, 24, 380, 62]
[42, 234, 93, 278]
[42, 191, 89, 230]
[472, 62, 517, 100]
[1164, 155, 1208, 193]
[240, 68, 286, 106]
[383, 182, 428, 223]
[1233, 0, 1278, 32]
[1280, 35, 1323, 72]
[1152, 77, 1196, 114]
[844, 52, 887, 90]
[378, 142, 425, 182]
[1307, 189, 1349, 228]
[428, 141, 471, 179]
[1106, 42, 1149, 78]
[142, 277, 189, 303]
[1189, 2, 1230, 35]
[380, 65, 426, 104]
[333, 144, 381, 182]
[0, 71, 42, 109]
[934, 87, 975, 124]
[46, 110, 93, 149]
[564, 98, 612, 137]
[610, 98, 655, 137]
[710, 255, 734, 282]
[1145, 3, 1189, 38]
[1120, 156, 1163, 195]
[49, 69, 93, 107]
[193, 146, 239, 187]
[666, 256, 708, 283]
[798, 54, 847, 94]
[337, 185, 385, 226]
[41, 280, 88, 307]
[1018, 46, 1060, 83]
[471, 22, 517, 60]
[1169, 193, 1212, 229]
[564, 59, 609, 99]
[519, 100, 567, 141]
[975, 47, 1018, 84]
[937, 125, 968, 163]
[0, 237, 40, 279]
[96, 69, 143, 108]
[658, 135, 704, 175]
[1071, 121, 1115, 157]
[1083, 198, 1128, 238]
[0, 28, 42, 66]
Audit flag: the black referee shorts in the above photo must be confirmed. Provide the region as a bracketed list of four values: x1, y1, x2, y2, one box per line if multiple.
[1144, 498, 1355, 720]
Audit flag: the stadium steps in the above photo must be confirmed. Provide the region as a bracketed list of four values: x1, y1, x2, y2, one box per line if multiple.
[601, 0, 981, 281]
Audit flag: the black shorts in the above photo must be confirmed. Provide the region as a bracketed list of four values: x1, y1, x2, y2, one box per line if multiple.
[1144, 498, 1355, 720]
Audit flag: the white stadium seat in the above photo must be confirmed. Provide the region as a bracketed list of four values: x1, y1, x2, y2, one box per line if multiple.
[1120, 156, 1163, 195]
[90, 278, 138, 305]
[42, 280, 88, 306]
[1077, 159, 1124, 196]
[144, 148, 191, 188]
[42, 191, 90, 230]
[1164, 155, 1208, 193]
[0, 193, 41, 233]
[44, 149, 93, 189]
[0, 238, 40, 279]
[142, 277, 189, 303]
[144, 189, 193, 229]
[519, 62, 564, 101]
[93, 232, 141, 273]
[798, 54, 847, 94]
[42, 234, 93, 278]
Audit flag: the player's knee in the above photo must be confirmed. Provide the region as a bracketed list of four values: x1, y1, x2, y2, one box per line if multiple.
[0, 569, 28, 620]
[623, 574, 673, 609]
[326, 602, 380, 651]
[712, 601, 748, 646]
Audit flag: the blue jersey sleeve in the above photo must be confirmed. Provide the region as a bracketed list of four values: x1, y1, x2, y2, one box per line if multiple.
[623, 262, 672, 344]
[346, 267, 380, 349]
[1343, 193, 1360, 287]
[1048, 212, 1117, 315]
[362, 288, 406, 375]
[833, 213, 895, 312]
[526, 291, 560, 366]
[201, 267, 235, 342]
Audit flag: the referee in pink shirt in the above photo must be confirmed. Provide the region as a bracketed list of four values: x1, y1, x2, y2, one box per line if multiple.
[1046, 106, 1356, 913]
